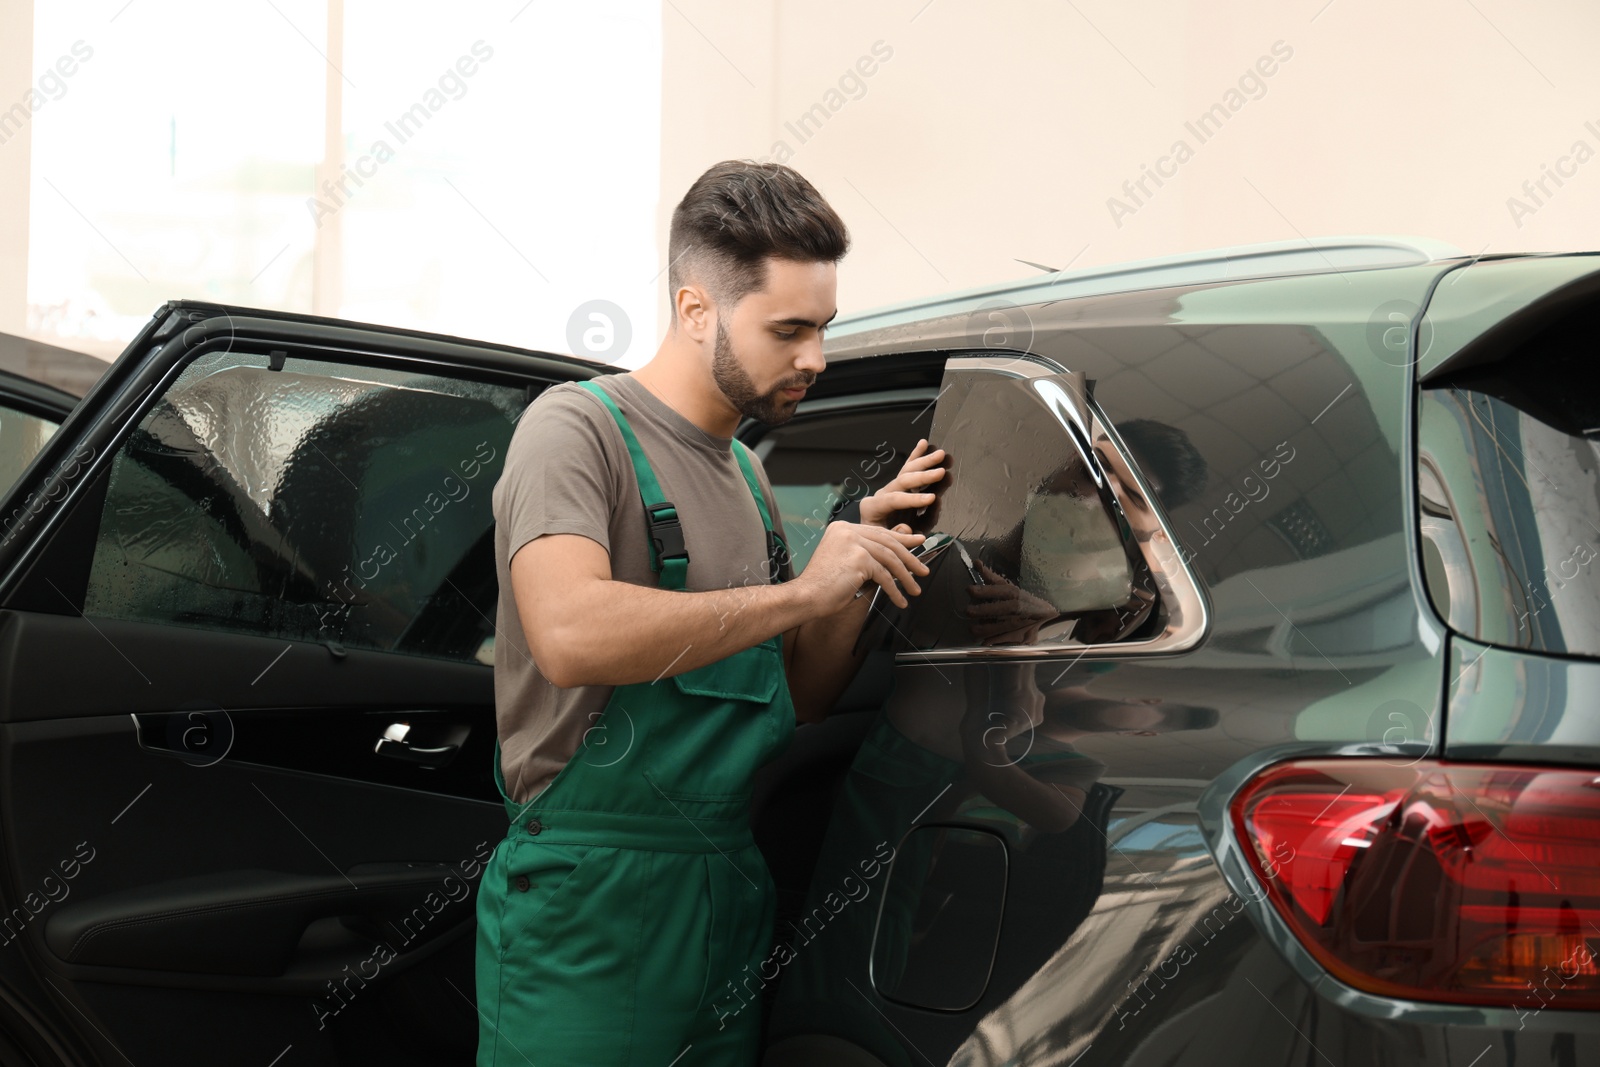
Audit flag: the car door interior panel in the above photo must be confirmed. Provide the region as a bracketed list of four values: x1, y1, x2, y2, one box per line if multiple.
[43, 863, 474, 981]
[0, 305, 600, 1066]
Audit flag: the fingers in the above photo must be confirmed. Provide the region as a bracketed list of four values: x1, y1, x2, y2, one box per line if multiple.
[864, 557, 910, 609]
[875, 489, 938, 511]
[814, 523, 935, 611]
[900, 468, 944, 487]
[891, 459, 945, 488]
[851, 531, 928, 598]
[852, 525, 928, 607]
[905, 440, 947, 468]
[857, 524, 934, 575]
[861, 536, 923, 600]
[856, 522, 929, 560]
[880, 441, 945, 492]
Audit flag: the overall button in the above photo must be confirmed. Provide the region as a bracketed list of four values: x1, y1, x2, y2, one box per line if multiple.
[514, 874, 531, 892]
[526, 817, 544, 835]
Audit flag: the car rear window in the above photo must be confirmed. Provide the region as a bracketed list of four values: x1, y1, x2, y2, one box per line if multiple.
[1417, 311, 1600, 657]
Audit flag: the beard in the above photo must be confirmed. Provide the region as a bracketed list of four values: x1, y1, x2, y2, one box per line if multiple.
[710, 316, 812, 426]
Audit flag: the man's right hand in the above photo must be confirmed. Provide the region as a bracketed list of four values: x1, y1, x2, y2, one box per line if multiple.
[796, 521, 930, 613]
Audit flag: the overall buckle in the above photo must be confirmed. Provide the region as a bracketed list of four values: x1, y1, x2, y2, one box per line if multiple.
[646, 502, 689, 564]
[767, 529, 791, 583]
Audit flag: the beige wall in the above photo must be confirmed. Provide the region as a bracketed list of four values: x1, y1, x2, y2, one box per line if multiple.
[0, 0, 33, 337]
[659, 0, 1600, 330]
[8, 2, 1600, 361]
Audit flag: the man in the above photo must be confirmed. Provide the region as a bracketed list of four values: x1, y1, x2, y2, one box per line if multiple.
[475, 160, 947, 1066]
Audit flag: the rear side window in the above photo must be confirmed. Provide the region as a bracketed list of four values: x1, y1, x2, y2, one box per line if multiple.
[83, 349, 528, 663]
[754, 402, 934, 572]
[900, 358, 1153, 650]
[0, 402, 59, 499]
[1417, 314, 1600, 657]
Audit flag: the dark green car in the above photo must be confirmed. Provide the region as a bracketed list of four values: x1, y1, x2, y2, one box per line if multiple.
[0, 236, 1595, 1065]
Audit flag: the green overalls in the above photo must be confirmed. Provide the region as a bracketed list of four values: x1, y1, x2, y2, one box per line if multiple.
[475, 379, 796, 1066]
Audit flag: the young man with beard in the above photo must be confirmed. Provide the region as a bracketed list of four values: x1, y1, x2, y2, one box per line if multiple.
[476, 160, 947, 1065]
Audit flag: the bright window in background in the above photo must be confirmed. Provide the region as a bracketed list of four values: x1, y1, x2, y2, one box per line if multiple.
[339, 3, 662, 362]
[26, 0, 662, 362]
[27, 0, 327, 355]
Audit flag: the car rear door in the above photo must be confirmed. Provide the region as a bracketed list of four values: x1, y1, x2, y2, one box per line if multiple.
[760, 343, 1216, 1064]
[762, 259, 1450, 1066]
[0, 303, 600, 1066]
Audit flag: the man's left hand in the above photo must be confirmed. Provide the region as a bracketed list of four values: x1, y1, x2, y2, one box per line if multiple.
[860, 438, 946, 528]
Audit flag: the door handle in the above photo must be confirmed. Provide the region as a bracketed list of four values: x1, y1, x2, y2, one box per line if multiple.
[374, 721, 465, 768]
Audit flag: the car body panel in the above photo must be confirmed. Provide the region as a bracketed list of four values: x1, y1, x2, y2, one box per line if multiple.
[1417, 254, 1600, 378]
[770, 247, 1599, 1066]
[1443, 635, 1600, 764]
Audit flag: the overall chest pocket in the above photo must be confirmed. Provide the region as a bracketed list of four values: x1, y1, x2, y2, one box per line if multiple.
[649, 637, 787, 803]
[670, 636, 781, 704]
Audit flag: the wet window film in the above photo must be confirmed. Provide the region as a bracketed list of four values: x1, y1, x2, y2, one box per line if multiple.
[895, 360, 1147, 651]
[83, 349, 527, 662]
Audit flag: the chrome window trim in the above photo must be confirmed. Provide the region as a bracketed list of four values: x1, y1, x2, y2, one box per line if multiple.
[895, 353, 1211, 664]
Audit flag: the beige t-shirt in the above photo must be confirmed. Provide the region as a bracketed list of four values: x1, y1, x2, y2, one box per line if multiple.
[491, 371, 793, 804]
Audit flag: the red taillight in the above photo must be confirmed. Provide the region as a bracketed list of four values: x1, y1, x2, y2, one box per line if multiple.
[1231, 760, 1600, 1009]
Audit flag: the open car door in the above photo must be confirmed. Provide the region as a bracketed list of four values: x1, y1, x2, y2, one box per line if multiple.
[0, 303, 601, 1066]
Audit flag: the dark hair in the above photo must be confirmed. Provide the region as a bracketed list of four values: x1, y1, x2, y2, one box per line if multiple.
[1114, 419, 1208, 509]
[667, 160, 850, 320]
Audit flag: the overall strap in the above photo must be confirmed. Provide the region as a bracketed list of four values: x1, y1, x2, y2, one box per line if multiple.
[732, 440, 791, 584]
[730, 440, 775, 531]
[577, 379, 689, 591]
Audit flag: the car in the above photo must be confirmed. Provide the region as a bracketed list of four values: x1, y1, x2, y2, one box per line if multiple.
[0, 369, 72, 503]
[0, 235, 1595, 1066]
[0, 330, 104, 501]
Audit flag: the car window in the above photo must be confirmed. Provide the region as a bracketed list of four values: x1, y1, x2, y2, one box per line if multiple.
[1418, 312, 1600, 657]
[82, 348, 529, 663]
[0, 402, 60, 499]
[751, 362, 1194, 656]
[893, 359, 1150, 651]
[754, 402, 935, 572]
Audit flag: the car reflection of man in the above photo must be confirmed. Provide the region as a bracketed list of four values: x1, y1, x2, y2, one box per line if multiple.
[944, 677, 1220, 845]
[475, 161, 948, 1066]
[771, 420, 1208, 1062]
[770, 661, 1217, 1064]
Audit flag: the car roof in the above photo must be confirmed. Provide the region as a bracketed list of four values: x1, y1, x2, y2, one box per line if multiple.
[823, 234, 1473, 360]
